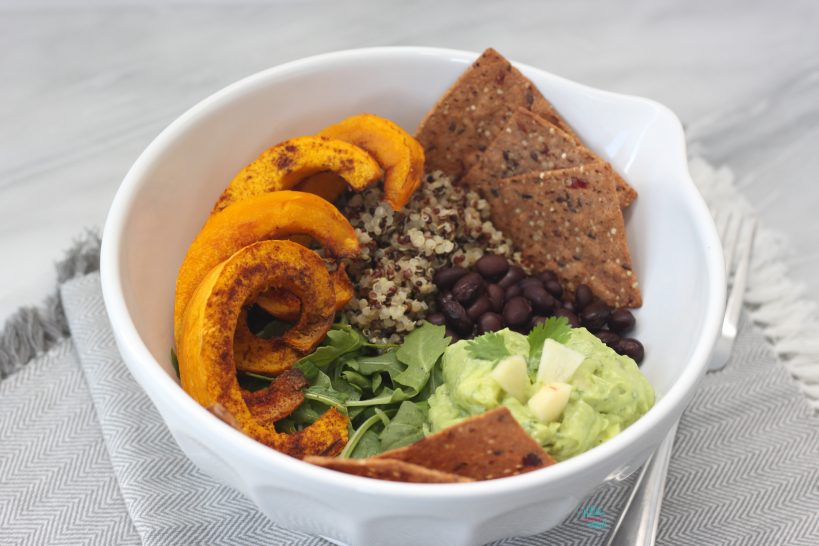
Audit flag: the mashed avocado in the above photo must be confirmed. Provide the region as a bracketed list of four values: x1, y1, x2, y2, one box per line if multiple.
[428, 328, 654, 461]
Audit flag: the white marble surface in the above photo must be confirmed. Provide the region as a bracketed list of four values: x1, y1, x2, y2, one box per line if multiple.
[1, 0, 818, 325]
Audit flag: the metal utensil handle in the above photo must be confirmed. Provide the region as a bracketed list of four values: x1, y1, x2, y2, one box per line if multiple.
[606, 422, 678, 546]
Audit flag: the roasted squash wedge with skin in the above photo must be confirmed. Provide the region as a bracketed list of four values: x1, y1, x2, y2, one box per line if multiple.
[255, 265, 354, 322]
[174, 191, 360, 348]
[318, 114, 425, 210]
[178, 240, 347, 458]
[213, 136, 382, 213]
[295, 171, 349, 204]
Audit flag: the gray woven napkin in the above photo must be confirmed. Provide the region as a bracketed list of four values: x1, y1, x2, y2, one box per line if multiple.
[1, 272, 818, 545]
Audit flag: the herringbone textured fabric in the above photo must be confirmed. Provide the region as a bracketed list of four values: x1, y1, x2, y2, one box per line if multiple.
[0, 340, 140, 545]
[1, 272, 817, 545]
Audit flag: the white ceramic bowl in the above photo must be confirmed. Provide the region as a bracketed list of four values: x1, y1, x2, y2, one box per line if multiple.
[100, 47, 725, 546]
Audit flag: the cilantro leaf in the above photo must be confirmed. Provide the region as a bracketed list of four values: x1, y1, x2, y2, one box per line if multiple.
[466, 331, 511, 361]
[528, 316, 572, 367]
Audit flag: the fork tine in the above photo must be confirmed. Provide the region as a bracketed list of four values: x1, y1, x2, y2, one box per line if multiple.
[721, 211, 742, 277]
[709, 215, 756, 371]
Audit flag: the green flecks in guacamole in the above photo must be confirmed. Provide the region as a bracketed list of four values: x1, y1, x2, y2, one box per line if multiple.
[427, 326, 654, 461]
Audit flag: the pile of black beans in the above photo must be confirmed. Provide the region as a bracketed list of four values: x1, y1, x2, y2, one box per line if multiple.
[426, 254, 645, 364]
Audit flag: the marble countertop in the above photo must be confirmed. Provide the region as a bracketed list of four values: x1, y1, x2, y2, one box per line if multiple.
[1, 0, 818, 325]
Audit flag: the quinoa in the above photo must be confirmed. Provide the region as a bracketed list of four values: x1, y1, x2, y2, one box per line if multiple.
[342, 171, 519, 342]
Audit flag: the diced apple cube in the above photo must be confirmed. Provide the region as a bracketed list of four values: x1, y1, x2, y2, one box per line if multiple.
[527, 382, 572, 423]
[537, 339, 586, 384]
[490, 355, 531, 403]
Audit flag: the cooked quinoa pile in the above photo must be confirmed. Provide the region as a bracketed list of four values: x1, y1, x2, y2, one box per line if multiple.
[342, 171, 518, 342]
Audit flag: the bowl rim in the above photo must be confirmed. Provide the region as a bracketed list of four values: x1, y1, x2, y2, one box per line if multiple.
[100, 46, 726, 500]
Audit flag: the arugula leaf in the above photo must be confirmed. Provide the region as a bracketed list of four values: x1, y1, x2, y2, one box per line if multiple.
[256, 319, 292, 339]
[352, 350, 404, 378]
[341, 370, 370, 391]
[371, 373, 383, 393]
[350, 429, 382, 459]
[379, 401, 429, 451]
[466, 331, 511, 361]
[303, 385, 349, 413]
[170, 349, 180, 379]
[339, 412, 383, 458]
[393, 322, 449, 393]
[295, 324, 365, 370]
[527, 316, 572, 368]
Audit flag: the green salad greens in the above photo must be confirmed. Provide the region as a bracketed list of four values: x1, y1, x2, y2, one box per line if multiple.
[242, 320, 451, 458]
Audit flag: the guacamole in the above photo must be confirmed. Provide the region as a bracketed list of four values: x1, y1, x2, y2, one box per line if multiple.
[427, 328, 654, 461]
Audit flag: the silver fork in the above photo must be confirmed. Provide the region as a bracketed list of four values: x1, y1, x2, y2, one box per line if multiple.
[606, 209, 756, 546]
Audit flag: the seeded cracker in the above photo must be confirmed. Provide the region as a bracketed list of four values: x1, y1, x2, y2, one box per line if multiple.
[305, 456, 473, 483]
[415, 48, 576, 181]
[485, 161, 642, 308]
[374, 407, 554, 481]
[462, 107, 637, 208]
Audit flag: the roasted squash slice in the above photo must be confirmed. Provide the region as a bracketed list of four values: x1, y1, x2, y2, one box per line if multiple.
[174, 191, 360, 349]
[255, 264, 354, 322]
[178, 240, 347, 457]
[318, 114, 425, 210]
[213, 136, 382, 213]
[295, 171, 349, 204]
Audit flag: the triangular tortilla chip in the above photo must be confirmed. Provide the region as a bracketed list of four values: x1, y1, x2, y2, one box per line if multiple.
[305, 456, 473, 483]
[483, 161, 642, 307]
[415, 48, 576, 181]
[462, 108, 637, 208]
[375, 407, 554, 481]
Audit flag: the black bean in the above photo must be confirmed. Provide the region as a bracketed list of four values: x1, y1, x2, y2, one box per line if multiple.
[478, 312, 504, 334]
[486, 283, 505, 312]
[530, 315, 548, 329]
[439, 293, 473, 336]
[596, 330, 621, 348]
[444, 328, 461, 344]
[426, 312, 446, 326]
[498, 265, 526, 288]
[575, 284, 594, 310]
[563, 301, 576, 313]
[554, 308, 580, 328]
[544, 279, 564, 299]
[452, 272, 485, 304]
[434, 267, 468, 290]
[467, 296, 492, 321]
[475, 254, 509, 281]
[615, 338, 645, 364]
[503, 296, 532, 327]
[504, 284, 523, 299]
[538, 270, 558, 284]
[518, 276, 544, 291]
[580, 301, 611, 332]
[523, 285, 558, 314]
[609, 309, 636, 334]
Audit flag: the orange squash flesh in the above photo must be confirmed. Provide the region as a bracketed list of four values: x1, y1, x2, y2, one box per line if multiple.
[318, 114, 425, 209]
[178, 240, 347, 457]
[174, 191, 360, 350]
[295, 171, 349, 204]
[255, 265, 354, 322]
[213, 136, 382, 213]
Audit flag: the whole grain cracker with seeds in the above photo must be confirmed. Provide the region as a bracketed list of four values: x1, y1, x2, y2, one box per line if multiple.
[483, 160, 642, 308]
[374, 407, 554, 481]
[415, 48, 577, 181]
[462, 107, 637, 208]
[305, 456, 473, 483]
